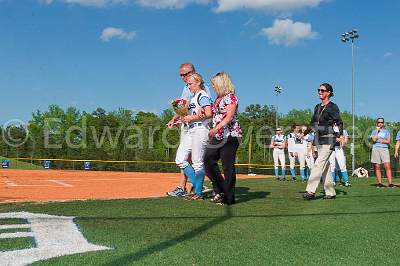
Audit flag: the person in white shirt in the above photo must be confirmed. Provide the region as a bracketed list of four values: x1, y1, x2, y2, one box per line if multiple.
[329, 128, 350, 186]
[302, 125, 315, 179]
[287, 125, 299, 181]
[270, 128, 286, 180]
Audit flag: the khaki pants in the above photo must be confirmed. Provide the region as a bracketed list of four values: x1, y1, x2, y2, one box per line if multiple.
[306, 145, 336, 196]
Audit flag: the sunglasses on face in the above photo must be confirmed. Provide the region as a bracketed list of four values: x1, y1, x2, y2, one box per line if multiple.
[317, 89, 329, 93]
[180, 71, 193, 78]
[377, 121, 384, 124]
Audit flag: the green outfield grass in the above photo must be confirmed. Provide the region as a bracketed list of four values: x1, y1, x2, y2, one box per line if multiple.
[1, 177, 400, 265]
[0, 156, 42, 170]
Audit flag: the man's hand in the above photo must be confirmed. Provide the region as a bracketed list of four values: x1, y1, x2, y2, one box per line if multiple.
[395, 151, 399, 159]
[182, 115, 194, 124]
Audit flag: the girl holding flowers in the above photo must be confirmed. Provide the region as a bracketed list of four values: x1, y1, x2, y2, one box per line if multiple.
[175, 73, 213, 200]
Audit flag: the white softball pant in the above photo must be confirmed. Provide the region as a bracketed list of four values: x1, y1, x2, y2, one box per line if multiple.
[329, 146, 347, 172]
[305, 151, 315, 169]
[296, 152, 306, 169]
[175, 126, 209, 172]
[289, 152, 296, 169]
[289, 152, 305, 169]
[273, 148, 286, 169]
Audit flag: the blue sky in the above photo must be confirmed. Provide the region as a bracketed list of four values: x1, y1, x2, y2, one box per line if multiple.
[0, 0, 399, 124]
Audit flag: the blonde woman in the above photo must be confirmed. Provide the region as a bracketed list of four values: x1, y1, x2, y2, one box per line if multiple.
[175, 73, 213, 200]
[204, 72, 242, 205]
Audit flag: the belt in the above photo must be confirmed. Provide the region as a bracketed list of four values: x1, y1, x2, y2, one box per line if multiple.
[188, 122, 206, 129]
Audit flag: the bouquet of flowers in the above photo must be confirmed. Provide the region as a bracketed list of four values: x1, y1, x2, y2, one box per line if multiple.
[171, 99, 188, 117]
[171, 99, 188, 125]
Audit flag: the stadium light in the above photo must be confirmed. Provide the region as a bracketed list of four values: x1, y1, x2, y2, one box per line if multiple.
[274, 85, 283, 128]
[341, 29, 359, 175]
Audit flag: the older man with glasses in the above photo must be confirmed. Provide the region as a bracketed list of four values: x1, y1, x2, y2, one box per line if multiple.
[370, 118, 398, 188]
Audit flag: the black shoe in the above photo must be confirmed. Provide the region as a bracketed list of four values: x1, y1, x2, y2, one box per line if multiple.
[323, 195, 336, 200]
[376, 183, 386, 188]
[210, 193, 224, 203]
[292, 177, 297, 182]
[303, 192, 316, 200]
[388, 183, 399, 188]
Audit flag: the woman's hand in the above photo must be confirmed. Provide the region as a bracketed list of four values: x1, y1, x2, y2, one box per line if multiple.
[182, 115, 194, 124]
[208, 128, 219, 136]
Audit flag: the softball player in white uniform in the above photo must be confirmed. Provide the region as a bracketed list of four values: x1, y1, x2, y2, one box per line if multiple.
[304, 132, 315, 177]
[329, 129, 350, 186]
[287, 129, 297, 181]
[293, 133, 307, 182]
[175, 74, 212, 199]
[270, 128, 286, 180]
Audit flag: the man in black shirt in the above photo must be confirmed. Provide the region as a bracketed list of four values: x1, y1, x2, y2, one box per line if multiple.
[303, 83, 344, 200]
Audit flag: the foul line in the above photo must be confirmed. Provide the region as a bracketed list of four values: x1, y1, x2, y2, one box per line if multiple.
[47, 180, 74, 187]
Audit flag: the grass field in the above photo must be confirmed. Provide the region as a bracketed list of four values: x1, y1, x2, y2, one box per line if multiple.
[1, 177, 400, 265]
[0, 156, 42, 170]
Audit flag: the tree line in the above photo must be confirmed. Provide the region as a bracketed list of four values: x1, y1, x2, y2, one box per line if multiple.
[0, 104, 399, 173]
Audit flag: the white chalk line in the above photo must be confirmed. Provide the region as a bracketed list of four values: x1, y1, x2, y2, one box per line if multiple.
[47, 180, 73, 187]
[0, 224, 30, 230]
[3, 180, 70, 188]
[0, 231, 34, 239]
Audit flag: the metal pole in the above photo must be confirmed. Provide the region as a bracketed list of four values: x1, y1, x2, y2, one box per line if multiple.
[275, 92, 279, 128]
[248, 134, 252, 174]
[351, 40, 355, 173]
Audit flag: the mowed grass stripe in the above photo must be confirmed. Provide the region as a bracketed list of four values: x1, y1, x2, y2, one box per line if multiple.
[0, 177, 399, 265]
[0, 237, 35, 252]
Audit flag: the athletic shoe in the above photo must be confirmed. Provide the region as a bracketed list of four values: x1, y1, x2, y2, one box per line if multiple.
[166, 187, 186, 197]
[303, 192, 316, 200]
[323, 195, 336, 200]
[344, 182, 351, 187]
[292, 177, 297, 182]
[185, 194, 204, 201]
[388, 183, 399, 188]
[376, 183, 386, 188]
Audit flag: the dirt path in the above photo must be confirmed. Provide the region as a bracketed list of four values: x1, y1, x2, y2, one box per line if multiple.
[0, 169, 272, 203]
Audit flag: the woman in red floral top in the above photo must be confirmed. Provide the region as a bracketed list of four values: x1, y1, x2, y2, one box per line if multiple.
[204, 72, 242, 205]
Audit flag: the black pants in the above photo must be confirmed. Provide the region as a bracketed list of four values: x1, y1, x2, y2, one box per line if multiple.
[204, 136, 240, 205]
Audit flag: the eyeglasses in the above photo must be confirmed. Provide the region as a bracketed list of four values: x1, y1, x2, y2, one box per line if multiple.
[317, 89, 329, 93]
[180, 71, 193, 78]
[377, 121, 384, 124]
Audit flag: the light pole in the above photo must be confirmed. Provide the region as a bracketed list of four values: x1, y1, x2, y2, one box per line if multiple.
[274, 85, 283, 128]
[341, 29, 359, 174]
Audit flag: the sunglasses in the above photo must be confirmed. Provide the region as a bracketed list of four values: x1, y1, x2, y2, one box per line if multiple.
[377, 121, 384, 124]
[180, 71, 193, 78]
[317, 89, 329, 93]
